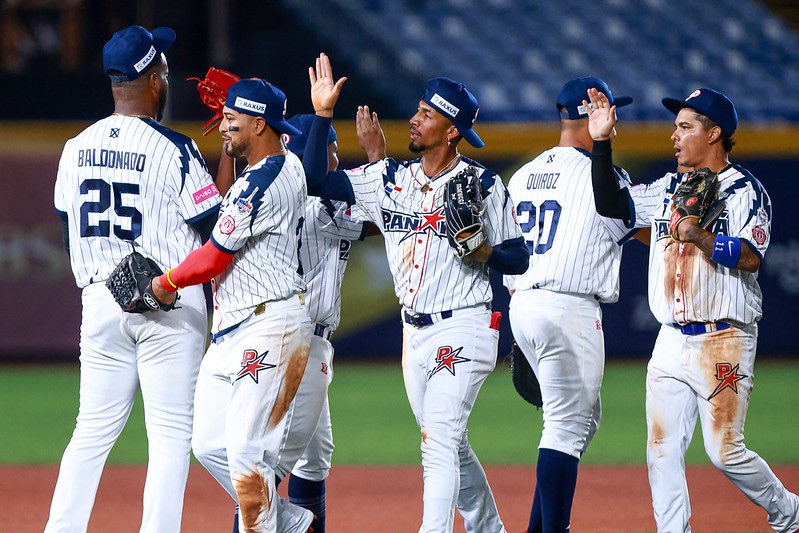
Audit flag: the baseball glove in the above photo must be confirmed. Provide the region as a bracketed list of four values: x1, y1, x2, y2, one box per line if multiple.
[507, 341, 543, 408]
[444, 166, 486, 257]
[668, 167, 723, 241]
[187, 67, 241, 136]
[105, 251, 177, 313]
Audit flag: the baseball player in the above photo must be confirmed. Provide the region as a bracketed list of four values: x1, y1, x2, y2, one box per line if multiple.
[587, 87, 799, 532]
[302, 53, 528, 533]
[504, 77, 639, 533]
[227, 113, 381, 533]
[151, 78, 314, 533]
[282, 114, 380, 533]
[46, 26, 223, 533]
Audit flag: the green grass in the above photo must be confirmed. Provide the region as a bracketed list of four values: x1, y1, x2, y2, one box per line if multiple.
[1, 359, 798, 466]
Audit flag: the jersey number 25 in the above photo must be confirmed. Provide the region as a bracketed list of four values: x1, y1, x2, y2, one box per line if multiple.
[79, 178, 142, 241]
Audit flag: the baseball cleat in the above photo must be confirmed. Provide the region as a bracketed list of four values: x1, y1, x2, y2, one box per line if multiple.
[277, 496, 314, 533]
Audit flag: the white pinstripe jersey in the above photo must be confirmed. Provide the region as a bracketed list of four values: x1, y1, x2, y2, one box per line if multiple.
[209, 152, 307, 335]
[345, 156, 522, 314]
[299, 198, 366, 328]
[503, 146, 636, 303]
[53, 115, 221, 288]
[627, 165, 771, 325]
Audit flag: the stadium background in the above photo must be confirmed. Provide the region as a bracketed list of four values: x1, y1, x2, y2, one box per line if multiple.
[1, 0, 799, 362]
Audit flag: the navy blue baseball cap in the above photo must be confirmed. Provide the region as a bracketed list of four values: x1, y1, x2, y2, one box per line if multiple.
[423, 77, 484, 148]
[557, 77, 633, 120]
[225, 79, 302, 135]
[286, 114, 338, 157]
[662, 88, 738, 136]
[103, 25, 175, 81]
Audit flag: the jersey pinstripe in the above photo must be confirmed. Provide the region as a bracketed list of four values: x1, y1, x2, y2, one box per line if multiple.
[299, 198, 366, 328]
[503, 146, 636, 303]
[53, 115, 221, 287]
[627, 165, 771, 325]
[209, 152, 306, 335]
[345, 156, 522, 314]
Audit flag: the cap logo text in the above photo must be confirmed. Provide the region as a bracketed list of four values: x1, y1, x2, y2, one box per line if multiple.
[687, 89, 702, 101]
[234, 96, 266, 114]
[134, 45, 157, 73]
[430, 93, 459, 118]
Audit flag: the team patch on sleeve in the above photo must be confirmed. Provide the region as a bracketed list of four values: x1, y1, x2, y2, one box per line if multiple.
[219, 215, 236, 235]
[752, 226, 766, 245]
[193, 183, 220, 204]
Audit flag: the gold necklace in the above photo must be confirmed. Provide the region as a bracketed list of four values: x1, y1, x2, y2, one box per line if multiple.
[113, 112, 155, 119]
[419, 153, 461, 193]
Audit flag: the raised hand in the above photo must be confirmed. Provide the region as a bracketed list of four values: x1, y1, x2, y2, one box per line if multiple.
[309, 53, 347, 118]
[355, 105, 386, 162]
[585, 87, 617, 141]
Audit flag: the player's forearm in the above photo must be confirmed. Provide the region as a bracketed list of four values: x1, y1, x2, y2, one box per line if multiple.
[485, 237, 529, 275]
[57, 211, 70, 257]
[154, 239, 234, 297]
[215, 152, 236, 196]
[303, 116, 354, 203]
[678, 223, 760, 273]
[591, 140, 632, 219]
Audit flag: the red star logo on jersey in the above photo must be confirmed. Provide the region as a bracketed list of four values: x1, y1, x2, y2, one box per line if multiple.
[417, 207, 446, 233]
[428, 345, 470, 378]
[707, 362, 747, 401]
[236, 349, 275, 384]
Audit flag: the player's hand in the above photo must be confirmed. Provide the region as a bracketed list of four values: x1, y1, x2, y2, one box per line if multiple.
[309, 53, 347, 118]
[465, 239, 493, 263]
[356, 105, 386, 162]
[152, 276, 178, 307]
[672, 215, 702, 243]
[585, 87, 617, 141]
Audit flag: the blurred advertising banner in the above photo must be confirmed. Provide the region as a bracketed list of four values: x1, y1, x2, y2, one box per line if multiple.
[2, 150, 797, 360]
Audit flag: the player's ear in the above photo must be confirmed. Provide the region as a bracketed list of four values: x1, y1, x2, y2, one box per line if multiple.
[254, 116, 267, 136]
[707, 125, 721, 143]
[447, 124, 459, 145]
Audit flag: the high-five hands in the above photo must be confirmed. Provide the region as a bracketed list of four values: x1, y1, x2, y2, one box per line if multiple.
[309, 53, 347, 118]
[355, 105, 386, 162]
[584, 87, 617, 141]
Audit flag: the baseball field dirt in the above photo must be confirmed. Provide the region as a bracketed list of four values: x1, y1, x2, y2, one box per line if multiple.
[5, 463, 797, 532]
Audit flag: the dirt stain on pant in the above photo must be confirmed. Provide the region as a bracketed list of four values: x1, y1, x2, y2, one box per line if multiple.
[234, 470, 273, 532]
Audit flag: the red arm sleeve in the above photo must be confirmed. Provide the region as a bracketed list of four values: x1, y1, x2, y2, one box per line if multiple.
[158, 240, 235, 292]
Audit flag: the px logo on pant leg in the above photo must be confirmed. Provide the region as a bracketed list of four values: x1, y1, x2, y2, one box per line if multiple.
[707, 362, 747, 401]
[236, 349, 275, 383]
[427, 345, 470, 379]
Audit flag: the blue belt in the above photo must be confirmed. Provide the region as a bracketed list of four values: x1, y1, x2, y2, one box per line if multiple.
[674, 322, 730, 335]
[314, 323, 333, 340]
[403, 310, 453, 328]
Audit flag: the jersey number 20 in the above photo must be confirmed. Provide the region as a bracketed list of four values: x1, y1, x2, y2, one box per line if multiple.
[79, 178, 142, 241]
[516, 200, 562, 254]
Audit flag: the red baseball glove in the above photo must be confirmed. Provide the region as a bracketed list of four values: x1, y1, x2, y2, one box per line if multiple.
[187, 67, 241, 135]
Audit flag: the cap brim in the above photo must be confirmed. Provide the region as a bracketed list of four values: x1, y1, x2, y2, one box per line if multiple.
[152, 27, 176, 53]
[612, 96, 633, 108]
[268, 121, 303, 136]
[460, 128, 485, 148]
[662, 97, 687, 115]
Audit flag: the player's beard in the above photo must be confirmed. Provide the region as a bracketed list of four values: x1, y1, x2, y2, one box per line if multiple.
[408, 140, 424, 154]
[224, 137, 248, 159]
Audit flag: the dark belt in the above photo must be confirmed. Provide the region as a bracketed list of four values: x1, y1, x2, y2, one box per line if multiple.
[403, 303, 490, 328]
[674, 322, 730, 335]
[403, 310, 453, 328]
[314, 323, 333, 340]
